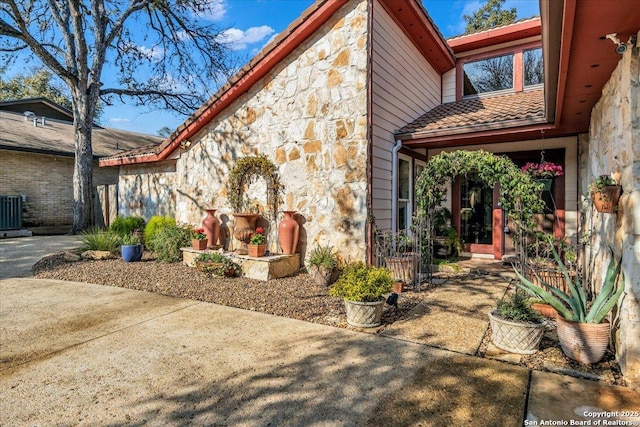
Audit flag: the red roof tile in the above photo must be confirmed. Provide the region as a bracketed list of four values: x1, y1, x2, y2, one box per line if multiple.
[396, 90, 546, 139]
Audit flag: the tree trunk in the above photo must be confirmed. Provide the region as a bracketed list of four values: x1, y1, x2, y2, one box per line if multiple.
[71, 95, 96, 233]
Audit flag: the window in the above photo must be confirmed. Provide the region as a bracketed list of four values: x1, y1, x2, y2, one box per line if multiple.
[524, 48, 543, 87]
[463, 53, 514, 96]
[398, 158, 411, 232]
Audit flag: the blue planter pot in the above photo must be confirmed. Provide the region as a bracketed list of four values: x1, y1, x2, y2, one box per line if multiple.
[121, 244, 143, 262]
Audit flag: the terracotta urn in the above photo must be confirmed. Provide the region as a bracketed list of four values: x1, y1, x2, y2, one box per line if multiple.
[202, 209, 220, 248]
[232, 213, 259, 254]
[278, 211, 299, 255]
[592, 186, 622, 213]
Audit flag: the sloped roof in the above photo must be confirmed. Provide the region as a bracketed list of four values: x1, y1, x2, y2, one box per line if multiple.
[101, 0, 455, 166]
[396, 90, 545, 140]
[0, 97, 76, 122]
[0, 109, 163, 158]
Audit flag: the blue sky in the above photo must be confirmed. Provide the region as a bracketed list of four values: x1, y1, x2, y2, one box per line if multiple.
[40, 0, 541, 135]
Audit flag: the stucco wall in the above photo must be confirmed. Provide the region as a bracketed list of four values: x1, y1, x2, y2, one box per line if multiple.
[582, 39, 640, 387]
[0, 149, 118, 227]
[119, 0, 370, 260]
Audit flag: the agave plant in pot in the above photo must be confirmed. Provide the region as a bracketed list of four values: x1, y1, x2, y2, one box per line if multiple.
[514, 243, 624, 364]
[488, 291, 545, 355]
[329, 261, 393, 328]
[307, 245, 339, 286]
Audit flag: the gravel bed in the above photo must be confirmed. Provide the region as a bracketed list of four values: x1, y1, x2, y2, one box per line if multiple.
[32, 252, 422, 329]
[32, 252, 627, 385]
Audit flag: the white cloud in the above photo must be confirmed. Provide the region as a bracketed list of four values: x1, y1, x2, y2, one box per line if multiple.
[216, 25, 275, 51]
[193, 0, 227, 21]
[109, 117, 131, 123]
[138, 45, 163, 60]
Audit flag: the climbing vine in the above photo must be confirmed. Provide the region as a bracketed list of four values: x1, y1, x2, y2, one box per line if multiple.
[415, 150, 545, 231]
[227, 154, 283, 217]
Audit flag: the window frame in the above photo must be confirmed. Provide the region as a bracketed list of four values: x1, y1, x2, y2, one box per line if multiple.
[456, 41, 542, 102]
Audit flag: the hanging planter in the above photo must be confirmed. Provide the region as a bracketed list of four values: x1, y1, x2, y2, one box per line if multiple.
[535, 178, 553, 192]
[590, 176, 622, 213]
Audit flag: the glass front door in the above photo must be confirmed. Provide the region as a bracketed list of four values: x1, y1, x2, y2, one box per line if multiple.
[460, 173, 493, 246]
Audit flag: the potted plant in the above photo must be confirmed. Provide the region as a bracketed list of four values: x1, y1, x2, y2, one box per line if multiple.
[521, 161, 564, 191]
[194, 252, 241, 277]
[374, 229, 418, 285]
[590, 175, 622, 213]
[307, 245, 339, 286]
[247, 227, 266, 257]
[329, 261, 393, 328]
[121, 233, 143, 262]
[488, 291, 545, 354]
[515, 245, 624, 364]
[192, 228, 208, 250]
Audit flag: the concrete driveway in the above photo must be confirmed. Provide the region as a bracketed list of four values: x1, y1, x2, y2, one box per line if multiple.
[0, 235, 80, 279]
[1, 278, 447, 426]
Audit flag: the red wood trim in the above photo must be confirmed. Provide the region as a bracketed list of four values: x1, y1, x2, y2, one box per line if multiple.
[555, 0, 577, 127]
[452, 177, 461, 244]
[492, 185, 502, 259]
[513, 50, 523, 92]
[400, 123, 555, 148]
[448, 18, 541, 53]
[458, 40, 541, 64]
[100, 0, 349, 167]
[398, 146, 428, 162]
[377, 0, 455, 73]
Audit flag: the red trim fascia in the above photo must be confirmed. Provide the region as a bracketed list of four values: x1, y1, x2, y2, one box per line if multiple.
[448, 18, 541, 54]
[377, 0, 455, 73]
[554, 0, 577, 127]
[100, 0, 348, 168]
[400, 123, 555, 148]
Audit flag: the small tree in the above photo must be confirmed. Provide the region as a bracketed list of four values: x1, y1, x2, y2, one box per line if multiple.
[463, 0, 517, 34]
[0, 68, 73, 110]
[0, 0, 233, 232]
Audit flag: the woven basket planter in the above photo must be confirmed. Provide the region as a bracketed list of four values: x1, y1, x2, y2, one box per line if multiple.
[556, 316, 610, 364]
[488, 310, 545, 355]
[344, 299, 385, 328]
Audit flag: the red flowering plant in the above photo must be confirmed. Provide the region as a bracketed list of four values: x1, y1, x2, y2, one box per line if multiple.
[193, 228, 207, 240]
[521, 162, 564, 179]
[249, 227, 266, 245]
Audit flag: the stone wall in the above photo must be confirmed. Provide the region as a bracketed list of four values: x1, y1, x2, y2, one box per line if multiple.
[117, 160, 178, 220]
[582, 37, 639, 387]
[121, 0, 370, 260]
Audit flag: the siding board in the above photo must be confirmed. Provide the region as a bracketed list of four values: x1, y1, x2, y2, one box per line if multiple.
[371, 0, 441, 228]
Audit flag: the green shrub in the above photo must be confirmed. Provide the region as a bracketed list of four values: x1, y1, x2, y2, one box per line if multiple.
[109, 216, 145, 238]
[148, 223, 191, 263]
[144, 216, 176, 249]
[79, 228, 121, 252]
[329, 261, 393, 302]
[496, 291, 542, 323]
[194, 253, 241, 277]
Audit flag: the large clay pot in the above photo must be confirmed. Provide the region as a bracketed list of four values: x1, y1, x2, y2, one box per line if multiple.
[556, 316, 610, 364]
[232, 213, 259, 254]
[202, 209, 220, 248]
[278, 211, 299, 255]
